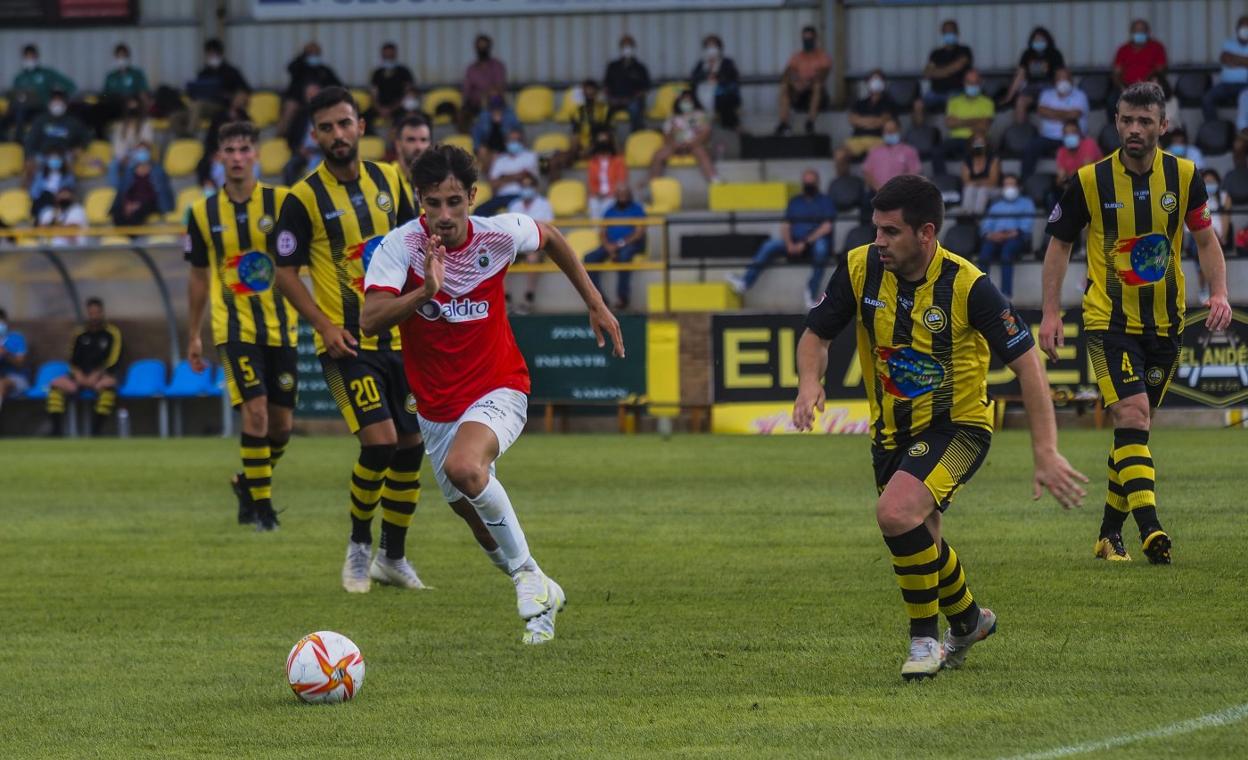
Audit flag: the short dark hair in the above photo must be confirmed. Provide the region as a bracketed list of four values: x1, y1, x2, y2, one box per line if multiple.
[871, 174, 944, 233]
[411, 144, 478, 196]
[1117, 81, 1167, 115]
[381, 41, 397, 52]
[802, 25, 817, 36]
[1002, 172, 1020, 184]
[22, 44, 37, 57]
[397, 112, 431, 133]
[218, 120, 259, 145]
[114, 43, 129, 56]
[0, 307, 8, 320]
[86, 297, 104, 309]
[582, 78, 598, 90]
[204, 38, 223, 54]
[307, 86, 358, 120]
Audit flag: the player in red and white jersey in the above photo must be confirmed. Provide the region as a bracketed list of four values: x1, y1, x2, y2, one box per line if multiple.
[361, 144, 624, 644]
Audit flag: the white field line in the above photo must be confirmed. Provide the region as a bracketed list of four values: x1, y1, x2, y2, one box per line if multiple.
[997, 702, 1248, 760]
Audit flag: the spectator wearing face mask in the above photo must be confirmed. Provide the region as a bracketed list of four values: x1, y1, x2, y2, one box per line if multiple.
[1054, 120, 1102, 190]
[1186, 169, 1231, 302]
[1106, 19, 1167, 118]
[604, 35, 651, 133]
[649, 90, 719, 184]
[775, 26, 832, 136]
[726, 169, 834, 310]
[29, 149, 76, 220]
[369, 42, 416, 126]
[585, 129, 628, 219]
[277, 42, 343, 135]
[87, 43, 150, 139]
[0, 307, 31, 412]
[4, 44, 76, 143]
[1002, 27, 1065, 125]
[281, 82, 325, 186]
[460, 34, 507, 133]
[584, 183, 648, 311]
[915, 19, 974, 124]
[1021, 68, 1089, 179]
[110, 142, 173, 226]
[933, 68, 993, 176]
[690, 35, 741, 130]
[507, 172, 554, 314]
[1163, 127, 1204, 170]
[977, 174, 1034, 299]
[107, 95, 153, 188]
[476, 128, 539, 217]
[470, 93, 521, 172]
[960, 130, 1000, 216]
[22, 89, 89, 188]
[1203, 17, 1248, 123]
[178, 39, 249, 138]
[863, 119, 919, 197]
[35, 188, 88, 247]
[833, 69, 898, 178]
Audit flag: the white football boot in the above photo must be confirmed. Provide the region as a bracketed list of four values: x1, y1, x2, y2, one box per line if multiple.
[369, 555, 427, 589]
[513, 570, 564, 620]
[901, 636, 942, 681]
[521, 577, 566, 645]
[341, 540, 372, 594]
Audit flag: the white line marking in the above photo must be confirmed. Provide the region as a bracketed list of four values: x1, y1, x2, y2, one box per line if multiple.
[998, 702, 1248, 760]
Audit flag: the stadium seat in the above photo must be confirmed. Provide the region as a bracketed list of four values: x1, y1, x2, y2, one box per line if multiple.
[471, 181, 492, 211]
[0, 142, 22, 179]
[549, 179, 587, 218]
[441, 133, 473, 153]
[350, 88, 373, 114]
[163, 139, 203, 177]
[1079, 73, 1112, 108]
[165, 360, 219, 398]
[885, 79, 919, 109]
[1000, 123, 1036, 159]
[100, 235, 132, 245]
[647, 82, 688, 121]
[23, 360, 70, 400]
[982, 75, 1011, 104]
[554, 85, 579, 122]
[74, 140, 112, 179]
[259, 138, 291, 176]
[625, 130, 664, 168]
[118, 359, 168, 399]
[842, 224, 875, 255]
[168, 185, 204, 223]
[931, 173, 962, 206]
[904, 124, 941, 160]
[85, 187, 117, 225]
[647, 177, 682, 214]
[359, 135, 385, 161]
[708, 182, 791, 212]
[1175, 72, 1211, 108]
[564, 228, 600, 258]
[0, 188, 31, 225]
[1196, 119, 1234, 156]
[828, 174, 865, 212]
[515, 85, 555, 123]
[942, 221, 980, 258]
[1023, 172, 1055, 206]
[1223, 168, 1248, 204]
[424, 87, 462, 126]
[532, 131, 571, 155]
[1098, 122, 1121, 154]
[248, 91, 280, 128]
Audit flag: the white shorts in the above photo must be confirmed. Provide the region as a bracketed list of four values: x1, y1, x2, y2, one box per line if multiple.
[418, 387, 528, 503]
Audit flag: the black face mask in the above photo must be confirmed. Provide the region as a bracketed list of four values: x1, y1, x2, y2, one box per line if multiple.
[594, 141, 612, 154]
[57, 198, 72, 209]
[802, 183, 818, 196]
[971, 144, 986, 154]
[476, 46, 491, 61]
[802, 37, 816, 52]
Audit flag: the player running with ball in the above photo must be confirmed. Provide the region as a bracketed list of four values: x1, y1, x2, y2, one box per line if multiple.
[361, 144, 625, 643]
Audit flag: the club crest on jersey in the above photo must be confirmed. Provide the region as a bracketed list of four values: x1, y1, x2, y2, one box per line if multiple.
[277, 372, 295, 391]
[1145, 366, 1165, 386]
[477, 254, 490, 269]
[1115, 233, 1170, 285]
[277, 230, 297, 257]
[418, 296, 490, 323]
[1048, 204, 1062, 223]
[922, 306, 947, 333]
[404, 393, 418, 414]
[257, 215, 275, 234]
[227, 251, 274, 293]
[908, 442, 930, 457]
[376, 192, 393, 213]
[876, 346, 945, 399]
[1159, 191, 1178, 213]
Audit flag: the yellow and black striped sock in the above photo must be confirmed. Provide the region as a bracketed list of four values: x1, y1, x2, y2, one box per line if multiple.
[379, 443, 423, 560]
[1113, 427, 1162, 537]
[350, 445, 393, 545]
[267, 436, 289, 469]
[92, 389, 116, 434]
[1099, 447, 1130, 538]
[937, 540, 980, 636]
[883, 524, 940, 639]
[241, 433, 272, 509]
[47, 389, 66, 434]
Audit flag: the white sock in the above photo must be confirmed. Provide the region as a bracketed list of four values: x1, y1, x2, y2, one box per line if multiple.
[484, 547, 510, 574]
[467, 476, 535, 574]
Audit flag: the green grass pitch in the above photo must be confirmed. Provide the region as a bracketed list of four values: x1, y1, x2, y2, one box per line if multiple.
[2, 429, 1246, 758]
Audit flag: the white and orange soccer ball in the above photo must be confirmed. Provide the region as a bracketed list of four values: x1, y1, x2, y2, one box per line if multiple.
[285, 631, 365, 704]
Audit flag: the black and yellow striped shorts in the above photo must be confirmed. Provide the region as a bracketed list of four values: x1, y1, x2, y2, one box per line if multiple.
[1085, 330, 1181, 408]
[871, 425, 992, 511]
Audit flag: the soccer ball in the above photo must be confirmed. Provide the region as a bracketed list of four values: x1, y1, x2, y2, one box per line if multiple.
[285, 631, 365, 704]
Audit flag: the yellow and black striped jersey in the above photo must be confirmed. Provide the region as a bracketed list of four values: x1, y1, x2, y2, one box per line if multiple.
[274, 160, 415, 353]
[806, 244, 1035, 447]
[70, 323, 123, 375]
[186, 183, 298, 347]
[1046, 148, 1210, 337]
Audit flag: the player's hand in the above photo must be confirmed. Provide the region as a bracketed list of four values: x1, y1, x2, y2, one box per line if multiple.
[1038, 310, 1065, 363]
[589, 301, 625, 358]
[1031, 450, 1088, 510]
[1205, 293, 1232, 331]
[422, 234, 446, 298]
[187, 336, 205, 373]
[793, 382, 826, 432]
[320, 325, 358, 358]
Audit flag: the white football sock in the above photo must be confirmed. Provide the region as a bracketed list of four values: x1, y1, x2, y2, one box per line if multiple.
[484, 547, 510, 574]
[467, 476, 536, 574]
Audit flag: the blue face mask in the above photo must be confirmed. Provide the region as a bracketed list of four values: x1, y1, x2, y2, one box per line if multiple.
[1170, 144, 1187, 157]
[520, 186, 537, 200]
[1133, 32, 1148, 45]
[133, 148, 151, 164]
[306, 54, 322, 67]
[943, 32, 958, 46]
[883, 132, 901, 146]
[1063, 134, 1080, 150]
[506, 141, 523, 155]
[1031, 39, 1048, 53]
[46, 155, 63, 170]
[964, 85, 981, 97]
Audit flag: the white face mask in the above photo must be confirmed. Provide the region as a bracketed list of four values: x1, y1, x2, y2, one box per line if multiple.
[703, 46, 721, 61]
[1002, 186, 1020, 201]
[206, 55, 222, 68]
[22, 57, 37, 70]
[1056, 79, 1073, 96]
[402, 97, 419, 110]
[621, 46, 635, 58]
[1206, 182, 1220, 197]
[868, 77, 885, 94]
[115, 57, 129, 69]
[48, 101, 67, 117]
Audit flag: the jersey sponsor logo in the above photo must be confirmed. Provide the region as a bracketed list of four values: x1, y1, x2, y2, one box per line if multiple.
[1160, 191, 1178, 213]
[922, 306, 947, 333]
[376, 192, 393, 213]
[347, 236, 385, 290]
[277, 230, 297, 257]
[907, 441, 930, 457]
[1145, 366, 1165, 386]
[1115, 233, 1170, 285]
[323, 208, 346, 221]
[863, 296, 886, 309]
[277, 372, 295, 391]
[876, 346, 945, 399]
[227, 251, 274, 293]
[1103, 202, 1124, 210]
[1048, 204, 1062, 223]
[417, 296, 491, 323]
[258, 214, 275, 234]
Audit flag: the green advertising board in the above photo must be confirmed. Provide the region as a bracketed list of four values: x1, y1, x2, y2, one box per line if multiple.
[295, 323, 339, 418]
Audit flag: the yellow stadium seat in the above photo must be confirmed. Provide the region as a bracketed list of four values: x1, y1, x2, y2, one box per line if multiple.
[424, 87, 462, 126]
[647, 177, 682, 215]
[564, 229, 601, 259]
[0, 96, 8, 117]
[85, 187, 117, 225]
[359, 135, 386, 161]
[554, 86, 579, 122]
[163, 139, 203, 178]
[248, 91, 281, 128]
[166, 185, 205, 222]
[532, 132, 570, 155]
[259, 138, 291, 176]
[74, 140, 112, 179]
[515, 85, 554, 124]
[0, 188, 31, 225]
[625, 130, 664, 168]
[0, 142, 24, 179]
[350, 88, 373, 114]
[470, 181, 493, 211]
[100, 235, 131, 245]
[441, 133, 474, 153]
[549, 179, 587, 218]
[648, 82, 688, 121]
[708, 182, 792, 212]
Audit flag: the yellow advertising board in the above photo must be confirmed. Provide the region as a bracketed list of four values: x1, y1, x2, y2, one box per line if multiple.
[711, 400, 872, 435]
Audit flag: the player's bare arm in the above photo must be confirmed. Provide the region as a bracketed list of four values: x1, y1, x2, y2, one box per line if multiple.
[360, 235, 447, 336]
[186, 266, 209, 372]
[1039, 236, 1074, 362]
[537, 220, 625, 358]
[275, 267, 358, 358]
[1009, 347, 1088, 509]
[1191, 225, 1233, 330]
[793, 329, 830, 431]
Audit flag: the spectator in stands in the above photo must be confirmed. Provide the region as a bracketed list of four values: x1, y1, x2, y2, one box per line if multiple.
[549, 79, 611, 180]
[726, 169, 834, 310]
[277, 41, 342, 135]
[690, 34, 741, 131]
[933, 68, 993, 176]
[199, 87, 251, 185]
[0, 308, 30, 412]
[863, 119, 920, 199]
[1234, 94, 1248, 169]
[106, 95, 153, 188]
[1186, 168, 1231, 302]
[833, 70, 898, 178]
[393, 84, 426, 124]
[977, 173, 1034, 299]
[1107, 19, 1167, 118]
[369, 42, 416, 128]
[604, 35, 651, 133]
[46, 297, 122, 437]
[915, 19, 974, 124]
[178, 39, 249, 138]
[477, 128, 539, 217]
[89, 43, 150, 139]
[460, 34, 507, 133]
[586, 128, 627, 219]
[1002, 27, 1065, 124]
[22, 90, 89, 188]
[393, 113, 432, 188]
[960, 130, 1000, 216]
[470, 94, 521, 172]
[28, 148, 76, 220]
[35, 187, 88, 246]
[1163, 126, 1204, 170]
[775, 26, 832, 136]
[109, 142, 173, 226]
[1203, 17, 1248, 123]
[507, 172, 554, 314]
[282, 82, 325, 185]
[1054, 119, 1102, 190]
[584, 182, 647, 311]
[1021, 68, 1089, 179]
[649, 89, 719, 184]
[4, 43, 76, 142]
